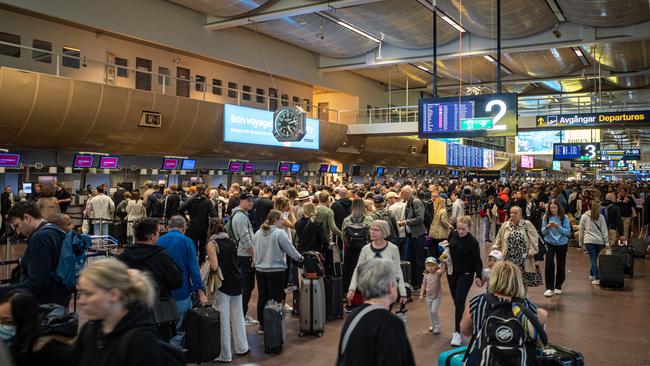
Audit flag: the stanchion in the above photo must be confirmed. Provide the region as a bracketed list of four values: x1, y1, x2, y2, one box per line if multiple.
[4, 237, 10, 280]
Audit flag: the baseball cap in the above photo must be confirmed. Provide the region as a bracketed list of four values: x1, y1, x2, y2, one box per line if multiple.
[385, 191, 399, 200]
[373, 194, 384, 204]
[239, 192, 254, 201]
[488, 249, 503, 261]
[425, 257, 439, 266]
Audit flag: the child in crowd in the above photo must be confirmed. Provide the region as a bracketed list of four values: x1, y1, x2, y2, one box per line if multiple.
[479, 249, 503, 290]
[420, 257, 443, 334]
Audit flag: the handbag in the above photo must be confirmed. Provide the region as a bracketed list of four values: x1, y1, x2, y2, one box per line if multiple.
[151, 289, 179, 325]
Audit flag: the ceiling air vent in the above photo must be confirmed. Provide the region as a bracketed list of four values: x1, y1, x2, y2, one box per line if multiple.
[139, 111, 162, 128]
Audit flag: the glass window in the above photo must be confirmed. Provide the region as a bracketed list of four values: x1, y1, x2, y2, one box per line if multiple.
[158, 67, 171, 85]
[292, 96, 300, 106]
[227, 82, 237, 98]
[281, 94, 289, 107]
[196, 75, 205, 92]
[0, 32, 20, 57]
[62, 46, 80, 68]
[256, 88, 265, 103]
[269, 88, 278, 111]
[366, 105, 372, 118]
[242, 85, 251, 101]
[115, 57, 128, 78]
[212, 79, 222, 95]
[32, 39, 51, 63]
[303, 99, 311, 112]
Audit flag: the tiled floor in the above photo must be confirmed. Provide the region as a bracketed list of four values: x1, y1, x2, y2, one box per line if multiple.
[225, 245, 650, 366]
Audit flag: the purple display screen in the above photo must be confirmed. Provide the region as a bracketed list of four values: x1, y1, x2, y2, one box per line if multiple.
[99, 156, 119, 169]
[243, 162, 255, 172]
[319, 164, 329, 173]
[228, 161, 242, 172]
[73, 155, 95, 168]
[278, 163, 290, 173]
[162, 158, 179, 170]
[0, 153, 20, 167]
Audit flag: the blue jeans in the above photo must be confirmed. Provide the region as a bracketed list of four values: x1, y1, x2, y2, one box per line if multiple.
[484, 218, 491, 242]
[586, 244, 604, 280]
[93, 222, 109, 236]
[398, 237, 409, 260]
[170, 296, 192, 348]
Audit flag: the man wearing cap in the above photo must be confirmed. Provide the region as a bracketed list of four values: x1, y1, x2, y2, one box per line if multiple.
[386, 191, 408, 260]
[231, 191, 258, 326]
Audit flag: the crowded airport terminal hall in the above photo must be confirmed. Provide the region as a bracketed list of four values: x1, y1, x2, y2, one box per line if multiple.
[1, 0, 650, 365]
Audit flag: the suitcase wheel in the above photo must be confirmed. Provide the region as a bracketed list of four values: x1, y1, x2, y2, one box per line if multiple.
[317, 332, 323, 337]
[298, 331, 304, 337]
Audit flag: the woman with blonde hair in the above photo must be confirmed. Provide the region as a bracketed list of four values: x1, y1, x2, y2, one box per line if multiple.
[295, 202, 328, 255]
[429, 197, 451, 255]
[460, 261, 547, 365]
[73, 258, 176, 365]
[578, 200, 609, 286]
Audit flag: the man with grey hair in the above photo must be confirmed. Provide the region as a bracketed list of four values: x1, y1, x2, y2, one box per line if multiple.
[157, 215, 208, 347]
[336, 258, 415, 366]
[399, 185, 426, 290]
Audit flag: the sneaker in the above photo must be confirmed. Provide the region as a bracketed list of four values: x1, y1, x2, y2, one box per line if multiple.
[544, 289, 553, 297]
[344, 305, 353, 313]
[257, 328, 264, 335]
[591, 279, 600, 285]
[428, 325, 434, 333]
[554, 289, 562, 295]
[284, 303, 294, 312]
[433, 325, 441, 334]
[245, 316, 259, 326]
[450, 332, 463, 346]
[588, 275, 595, 281]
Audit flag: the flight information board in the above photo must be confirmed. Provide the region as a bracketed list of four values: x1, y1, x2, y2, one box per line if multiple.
[600, 149, 641, 161]
[446, 143, 485, 168]
[419, 93, 518, 137]
[553, 143, 600, 161]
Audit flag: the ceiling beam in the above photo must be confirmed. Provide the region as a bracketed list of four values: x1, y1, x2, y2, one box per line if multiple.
[204, 0, 383, 31]
[319, 20, 650, 71]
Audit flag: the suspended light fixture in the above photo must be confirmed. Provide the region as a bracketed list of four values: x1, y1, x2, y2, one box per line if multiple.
[316, 12, 381, 43]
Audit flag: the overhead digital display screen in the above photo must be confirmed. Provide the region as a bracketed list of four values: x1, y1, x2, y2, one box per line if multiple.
[516, 130, 562, 155]
[419, 93, 517, 137]
[0, 153, 21, 167]
[99, 156, 119, 169]
[290, 163, 301, 173]
[600, 149, 641, 161]
[181, 159, 196, 170]
[243, 162, 255, 173]
[553, 143, 600, 161]
[74, 154, 95, 169]
[552, 161, 561, 171]
[429, 140, 494, 169]
[224, 104, 319, 150]
[329, 165, 338, 173]
[521, 155, 534, 169]
[319, 164, 329, 173]
[228, 161, 242, 172]
[375, 167, 385, 175]
[162, 158, 179, 170]
[277, 163, 290, 173]
[536, 111, 650, 129]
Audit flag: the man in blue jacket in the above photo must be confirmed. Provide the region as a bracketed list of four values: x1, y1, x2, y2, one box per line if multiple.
[1, 201, 69, 306]
[157, 215, 208, 347]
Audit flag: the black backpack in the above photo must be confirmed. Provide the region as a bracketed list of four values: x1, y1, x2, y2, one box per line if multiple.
[568, 199, 578, 215]
[345, 219, 369, 250]
[374, 210, 398, 244]
[466, 294, 547, 366]
[149, 193, 165, 218]
[423, 199, 434, 231]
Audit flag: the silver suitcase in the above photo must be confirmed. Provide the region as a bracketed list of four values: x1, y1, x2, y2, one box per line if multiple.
[299, 277, 326, 337]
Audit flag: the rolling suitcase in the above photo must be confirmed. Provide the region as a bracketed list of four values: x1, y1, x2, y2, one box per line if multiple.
[400, 261, 413, 300]
[630, 238, 647, 259]
[299, 277, 326, 337]
[324, 275, 344, 321]
[598, 254, 624, 288]
[437, 346, 468, 366]
[612, 243, 634, 277]
[263, 300, 285, 354]
[184, 306, 221, 364]
[538, 344, 585, 366]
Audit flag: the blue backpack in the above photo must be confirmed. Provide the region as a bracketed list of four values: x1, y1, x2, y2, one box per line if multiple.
[55, 231, 93, 288]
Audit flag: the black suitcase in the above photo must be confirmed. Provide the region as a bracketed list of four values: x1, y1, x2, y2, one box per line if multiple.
[324, 275, 344, 321]
[400, 261, 412, 285]
[184, 306, 221, 363]
[263, 300, 285, 354]
[612, 244, 634, 277]
[598, 254, 624, 288]
[630, 238, 647, 258]
[538, 344, 585, 366]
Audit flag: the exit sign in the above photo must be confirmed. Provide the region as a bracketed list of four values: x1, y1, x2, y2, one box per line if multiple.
[461, 118, 493, 131]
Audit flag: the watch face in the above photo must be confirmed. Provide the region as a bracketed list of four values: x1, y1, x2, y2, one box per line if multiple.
[276, 111, 298, 138]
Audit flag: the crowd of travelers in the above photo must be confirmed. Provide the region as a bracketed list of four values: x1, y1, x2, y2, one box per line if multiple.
[0, 177, 648, 365]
